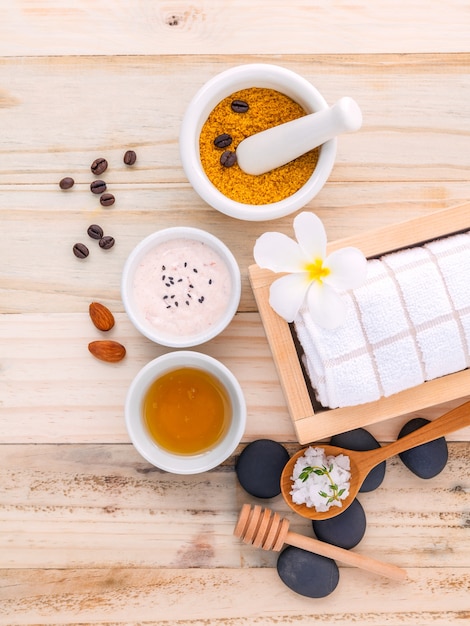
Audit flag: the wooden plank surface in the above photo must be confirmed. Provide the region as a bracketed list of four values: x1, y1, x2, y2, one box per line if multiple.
[1, 2, 470, 624]
[1, 2, 469, 55]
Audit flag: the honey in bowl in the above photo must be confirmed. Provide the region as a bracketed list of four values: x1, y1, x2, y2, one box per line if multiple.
[143, 367, 231, 455]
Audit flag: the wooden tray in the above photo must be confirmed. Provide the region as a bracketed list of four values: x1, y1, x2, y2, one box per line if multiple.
[249, 202, 470, 443]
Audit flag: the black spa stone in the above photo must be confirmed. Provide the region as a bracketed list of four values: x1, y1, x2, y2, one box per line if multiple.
[330, 427, 386, 492]
[277, 546, 339, 598]
[312, 498, 366, 549]
[397, 418, 448, 479]
[235, 439, 290, 499]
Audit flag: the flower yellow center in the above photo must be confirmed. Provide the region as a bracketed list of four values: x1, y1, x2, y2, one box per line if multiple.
[305, 258, 330, 284]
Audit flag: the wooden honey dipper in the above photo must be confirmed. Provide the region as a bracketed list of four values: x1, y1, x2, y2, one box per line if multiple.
[234, 504, 406, 581]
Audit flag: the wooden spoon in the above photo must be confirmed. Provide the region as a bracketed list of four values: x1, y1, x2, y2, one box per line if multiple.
[281, 400, 470, 520]
[234, 503, 406, 581]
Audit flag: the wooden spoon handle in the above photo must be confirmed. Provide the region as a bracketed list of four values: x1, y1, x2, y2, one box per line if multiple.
[359, 400, 470, 473]
[285, 530, 406, 581]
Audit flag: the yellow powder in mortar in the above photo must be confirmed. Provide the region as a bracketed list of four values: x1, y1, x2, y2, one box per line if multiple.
[199, 87, 320, 205]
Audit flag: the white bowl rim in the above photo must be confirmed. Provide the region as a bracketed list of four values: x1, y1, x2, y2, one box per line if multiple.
[121, 226, 241, 347]
[180, 62, 337, 221]
[124, 351, 247, 474]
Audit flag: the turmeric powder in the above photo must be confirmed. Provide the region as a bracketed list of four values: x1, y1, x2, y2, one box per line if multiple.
[199, 87, 319, 205]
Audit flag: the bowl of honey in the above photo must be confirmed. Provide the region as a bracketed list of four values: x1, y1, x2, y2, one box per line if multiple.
[124, 351, 246, 474]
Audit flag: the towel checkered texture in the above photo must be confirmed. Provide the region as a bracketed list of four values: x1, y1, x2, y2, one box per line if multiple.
[294, 231, 470, 408]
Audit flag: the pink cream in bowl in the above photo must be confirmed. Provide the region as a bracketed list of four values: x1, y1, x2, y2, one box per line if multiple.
[122, 227, 241, 347]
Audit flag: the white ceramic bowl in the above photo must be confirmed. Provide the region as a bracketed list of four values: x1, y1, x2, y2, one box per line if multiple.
[125, 351, 246, 474]
[121, 226, 241, 347]
[180, 63, 337, 221]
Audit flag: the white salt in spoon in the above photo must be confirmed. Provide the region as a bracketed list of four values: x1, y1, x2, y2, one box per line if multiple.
[236, 96, 362, 176]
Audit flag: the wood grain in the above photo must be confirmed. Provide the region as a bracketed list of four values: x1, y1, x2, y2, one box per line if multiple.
[1, 568, 468, 624]
[1, 3, 470, 623]
[1, 2, 469, 56]
[0, 443, 468, 569]
[1, 54, 469, 185]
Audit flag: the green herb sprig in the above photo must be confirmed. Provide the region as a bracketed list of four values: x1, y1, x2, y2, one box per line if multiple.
[299, 464, 346, 505]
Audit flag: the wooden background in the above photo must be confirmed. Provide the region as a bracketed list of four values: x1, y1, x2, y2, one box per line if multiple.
[1, 1, 469, 624]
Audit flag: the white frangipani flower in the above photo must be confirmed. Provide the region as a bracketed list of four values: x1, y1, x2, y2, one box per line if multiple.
[253, 212, 367, 329]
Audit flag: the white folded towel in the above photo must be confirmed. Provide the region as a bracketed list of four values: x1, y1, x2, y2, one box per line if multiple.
[294, 231, 470, 409]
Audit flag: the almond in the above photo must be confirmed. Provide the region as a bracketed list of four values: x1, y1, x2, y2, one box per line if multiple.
[88, 340, 126, 363]
[89, 302, 115, 331]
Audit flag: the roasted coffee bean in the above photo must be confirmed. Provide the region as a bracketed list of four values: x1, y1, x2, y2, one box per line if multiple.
[123, 150, 137, 165]
[231, 99, 249, 113]
[87, 224, 104, 240]
[91, 157, 108, 175]
[220, 150, 237, 168]
[59, 177, 74, 190]
[99, 235, 115, 250]
[100, 193, 115, 207]
[90, 180, 107, 194]
[214, 133, 233, 149]
[73, 242, 89, 259]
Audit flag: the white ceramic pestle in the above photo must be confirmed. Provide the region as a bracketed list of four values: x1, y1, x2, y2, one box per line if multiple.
[236, 96, 362, 176]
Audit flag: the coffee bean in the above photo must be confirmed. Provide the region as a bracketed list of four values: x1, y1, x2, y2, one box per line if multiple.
[59, 177, 74, 190]
[99, 235, 115, 250]
[73, 243, 89, 259]
[100, 193, 115, 207]
[90, 180, 107, 194]
[220, 150, 237, 168]
[91, 157, 108, 175]
[87, 224, 104, 240]
[123, 150, 137, 166]
[214, 133, 233, 149]
[231, 99, 249, 113]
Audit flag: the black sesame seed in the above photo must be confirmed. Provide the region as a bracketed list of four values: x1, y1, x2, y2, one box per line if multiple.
[166, 305, 171, 309]
[175, 302, 179, 307]
[186, 301, 190, 306]
[171, 295, 175, 299]
[189, 284, 194, 289]
[162, 265, 166, 270]
[208, 279, 212, 285]
[198, 296, 205, 303]
[193, 268, 198, 273]
[184, 262, 188, 267]
[163, 295, 168, 299]
[178, 278, 183, 282]
[162, 275, 166, 280]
